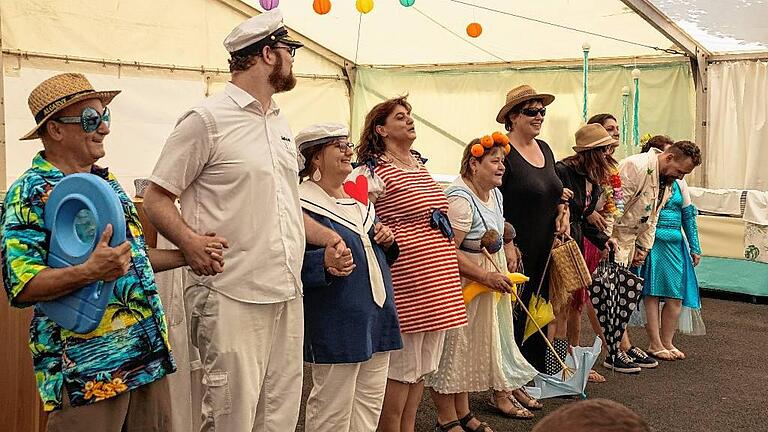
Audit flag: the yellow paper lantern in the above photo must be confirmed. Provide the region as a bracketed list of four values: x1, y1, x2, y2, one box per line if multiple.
[466, 22, 482, 38]
[356, 0, 374, 14]
[313, 0, 331, 15]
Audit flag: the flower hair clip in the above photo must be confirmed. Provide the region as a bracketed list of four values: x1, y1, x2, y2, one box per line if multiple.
[471, 131, 512, 157]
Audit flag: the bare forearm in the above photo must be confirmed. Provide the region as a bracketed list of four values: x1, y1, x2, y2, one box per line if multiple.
[303, 212, 337, 247]
[17, 265, 99, 303]
[456, 250, 488, 283]
[143, 185, 196, 250]
[148, 248, 186, 273]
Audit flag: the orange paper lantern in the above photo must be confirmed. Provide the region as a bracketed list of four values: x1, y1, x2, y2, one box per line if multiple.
[356, 0, 374, 14]
[466, 22, 482, 38]
[313, 0, 332, 15]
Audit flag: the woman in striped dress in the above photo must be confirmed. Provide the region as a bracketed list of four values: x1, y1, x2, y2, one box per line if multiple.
[353, 96, 468, 432]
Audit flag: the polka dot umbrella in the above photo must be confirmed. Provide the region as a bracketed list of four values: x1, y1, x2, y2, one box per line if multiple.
[588, 250, 644, 362]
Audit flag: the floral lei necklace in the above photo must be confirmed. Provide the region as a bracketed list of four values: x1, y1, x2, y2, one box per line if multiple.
[601, 167, 625, 218]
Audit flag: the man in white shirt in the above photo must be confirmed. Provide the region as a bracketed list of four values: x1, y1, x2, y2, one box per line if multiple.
[143, 9, 353, 432]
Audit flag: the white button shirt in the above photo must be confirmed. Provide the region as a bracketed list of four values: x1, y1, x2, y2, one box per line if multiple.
[150, 83, 305, 303]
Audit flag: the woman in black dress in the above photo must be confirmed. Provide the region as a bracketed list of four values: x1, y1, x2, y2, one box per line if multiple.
[497, 85, 570, 379]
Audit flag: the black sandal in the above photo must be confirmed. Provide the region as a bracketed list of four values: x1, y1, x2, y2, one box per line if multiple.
[435, 420, 463, 432]
[458, 412, 494, 432]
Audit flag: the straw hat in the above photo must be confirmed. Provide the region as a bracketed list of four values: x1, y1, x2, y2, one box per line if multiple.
[572, 123, 618, 152]
[21, 73, 120, 141]
[496, 84, 555, 124]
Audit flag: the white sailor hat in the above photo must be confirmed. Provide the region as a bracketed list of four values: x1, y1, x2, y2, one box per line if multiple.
[296, 122, 350, 170]
[223, 9, 304, 55]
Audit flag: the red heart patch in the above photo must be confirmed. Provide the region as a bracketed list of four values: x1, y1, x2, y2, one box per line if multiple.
[343, 175, 369, 205]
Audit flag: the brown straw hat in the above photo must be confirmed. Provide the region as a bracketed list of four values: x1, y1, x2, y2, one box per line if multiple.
[496, 84, 555, 124]
[20, 73, 121, 141]
[573, 123, 618, 152]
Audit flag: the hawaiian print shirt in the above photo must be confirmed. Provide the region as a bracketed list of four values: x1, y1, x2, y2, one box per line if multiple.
[0, 153, 175, 411]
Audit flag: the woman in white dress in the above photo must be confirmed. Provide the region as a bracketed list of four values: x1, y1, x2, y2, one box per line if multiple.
[426, 134, 541, 432]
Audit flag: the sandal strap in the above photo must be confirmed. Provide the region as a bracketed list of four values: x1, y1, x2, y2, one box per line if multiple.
[435, 420, 462, 432]
[458, 412, 475, 427]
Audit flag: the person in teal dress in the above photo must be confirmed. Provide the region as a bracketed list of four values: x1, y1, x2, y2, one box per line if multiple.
[639, 139, 704, 362]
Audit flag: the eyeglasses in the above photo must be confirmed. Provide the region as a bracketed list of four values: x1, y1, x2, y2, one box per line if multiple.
[273, 45, 297, 58]
[52, 106, 110, 133]
[520, 107, 546, 117]
[332, 140, 355, 152]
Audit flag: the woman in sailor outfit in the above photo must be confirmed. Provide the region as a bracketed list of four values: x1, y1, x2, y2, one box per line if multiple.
[296, 123, 403, 432]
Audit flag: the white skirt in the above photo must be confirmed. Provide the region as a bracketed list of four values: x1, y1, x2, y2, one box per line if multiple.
[426, 251, 538, 394]
[387, 331, 446, 384]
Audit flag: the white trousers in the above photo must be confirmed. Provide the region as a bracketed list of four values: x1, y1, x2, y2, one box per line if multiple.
[186, 285, 304, 432]
[304, 352, 391, 432]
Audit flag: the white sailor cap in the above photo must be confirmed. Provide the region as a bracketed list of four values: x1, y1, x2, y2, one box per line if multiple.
[223, 9, 303, 55]
[296, 123, 350, 170]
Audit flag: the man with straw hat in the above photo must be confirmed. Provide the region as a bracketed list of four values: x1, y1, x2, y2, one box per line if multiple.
[143, 9, 354, 432]
[0, 72, 224, 430]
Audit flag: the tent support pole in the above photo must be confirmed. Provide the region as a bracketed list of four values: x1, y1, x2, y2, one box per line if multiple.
[692, 50, 709, 188]
[619, 0, 710, 58]
[343, 63, 356, 128]
[0, 9, 6, 193]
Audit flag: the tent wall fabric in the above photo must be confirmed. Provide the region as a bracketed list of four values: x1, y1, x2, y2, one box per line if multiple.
[1, 0, 350, 195]
[350, 62, 694, 176]
[707, 60, 768, 190]
[3, 59, 349, 196]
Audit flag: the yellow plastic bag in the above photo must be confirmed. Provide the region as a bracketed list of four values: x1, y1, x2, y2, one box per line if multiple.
[462, 272, 529, 305]
[523, 294, 555, 342]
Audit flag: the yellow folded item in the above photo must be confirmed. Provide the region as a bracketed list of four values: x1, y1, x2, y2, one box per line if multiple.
[523, 294, 555, 342]
[462, 272, 529, 305]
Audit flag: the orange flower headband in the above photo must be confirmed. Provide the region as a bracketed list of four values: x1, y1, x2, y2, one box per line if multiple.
[471, 131, 511, 157]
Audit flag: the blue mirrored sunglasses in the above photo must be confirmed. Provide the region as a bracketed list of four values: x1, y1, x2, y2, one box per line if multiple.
[53, 106, 111, 133]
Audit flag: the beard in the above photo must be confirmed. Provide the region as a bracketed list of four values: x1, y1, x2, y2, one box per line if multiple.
[268, 54, 297, 93]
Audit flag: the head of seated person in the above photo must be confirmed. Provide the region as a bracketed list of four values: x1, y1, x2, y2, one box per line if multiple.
[531, 399, 651, 432]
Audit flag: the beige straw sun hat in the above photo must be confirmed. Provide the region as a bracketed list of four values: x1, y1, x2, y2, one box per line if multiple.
[572, 123, 619, 152]
[20, 73, 120, 141]
[496, 84, 555, 124]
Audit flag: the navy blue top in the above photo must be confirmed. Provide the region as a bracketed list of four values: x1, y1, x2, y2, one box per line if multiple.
[301, 210, 403, 364]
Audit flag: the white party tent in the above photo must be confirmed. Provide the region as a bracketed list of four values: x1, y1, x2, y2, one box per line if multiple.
[1, 0, 767, 192]
[1, 2, 768, 430]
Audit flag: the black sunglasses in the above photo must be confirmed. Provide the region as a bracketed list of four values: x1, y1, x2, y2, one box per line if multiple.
[520, 107, 546, 117]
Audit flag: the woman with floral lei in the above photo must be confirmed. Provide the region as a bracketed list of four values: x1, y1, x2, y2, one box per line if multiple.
[426, 133, 540, 432]
[553, 123, 620, 383]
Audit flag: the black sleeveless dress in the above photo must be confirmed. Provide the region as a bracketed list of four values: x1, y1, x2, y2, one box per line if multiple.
[500, 138, 563, 372]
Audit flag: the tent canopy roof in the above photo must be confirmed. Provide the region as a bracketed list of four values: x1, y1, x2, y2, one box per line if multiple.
[245, 0, 768, 66]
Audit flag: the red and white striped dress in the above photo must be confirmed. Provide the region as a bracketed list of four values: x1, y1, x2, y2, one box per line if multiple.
[361, 160, 467, 333]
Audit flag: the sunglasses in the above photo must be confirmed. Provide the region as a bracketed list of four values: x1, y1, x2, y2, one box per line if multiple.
[520, 107, 546, 117]
[53, 106, 111, 133]
[273, 45, 297, 58]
